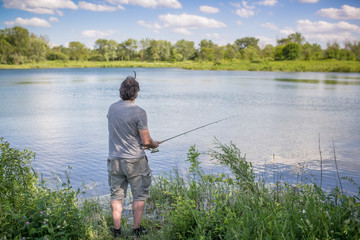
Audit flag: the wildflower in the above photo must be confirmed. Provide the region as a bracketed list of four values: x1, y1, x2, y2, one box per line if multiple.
[40, 211, 43, 215]
[26, 221, 29, 225]
[43, 221, 46, 224]
[302, 209, 306, 214]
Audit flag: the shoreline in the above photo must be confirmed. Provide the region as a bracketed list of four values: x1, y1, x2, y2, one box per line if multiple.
[0, 59, 359, 73]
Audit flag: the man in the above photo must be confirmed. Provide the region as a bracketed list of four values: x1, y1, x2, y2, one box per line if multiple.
[107, 74, 159, 238]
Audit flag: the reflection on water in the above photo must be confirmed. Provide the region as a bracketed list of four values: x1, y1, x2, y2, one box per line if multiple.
[0, 68, 359, 195]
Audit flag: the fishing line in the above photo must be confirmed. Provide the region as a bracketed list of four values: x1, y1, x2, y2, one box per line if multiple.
[150, 115, 239, 153]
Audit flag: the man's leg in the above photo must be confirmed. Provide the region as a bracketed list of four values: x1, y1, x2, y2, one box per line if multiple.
[111, 199, 123, 230]
[132, 200, 145, 229]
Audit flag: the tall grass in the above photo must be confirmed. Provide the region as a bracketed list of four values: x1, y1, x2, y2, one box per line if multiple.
[144, 141, 360, 240]
[1, 137, 359, 239]
[0, 59, 359, 72]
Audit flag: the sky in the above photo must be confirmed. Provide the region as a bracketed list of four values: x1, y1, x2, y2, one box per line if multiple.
[0, 0, 360, 49]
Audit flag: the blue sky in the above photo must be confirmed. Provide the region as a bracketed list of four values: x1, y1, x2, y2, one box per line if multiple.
[1, 0, 359, 49]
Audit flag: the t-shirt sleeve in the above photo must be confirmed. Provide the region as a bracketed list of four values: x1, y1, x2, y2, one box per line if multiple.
[137, 109, 148, 130]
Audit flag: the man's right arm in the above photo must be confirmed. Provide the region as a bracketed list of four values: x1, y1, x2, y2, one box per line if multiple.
[139, 129, 159, 149]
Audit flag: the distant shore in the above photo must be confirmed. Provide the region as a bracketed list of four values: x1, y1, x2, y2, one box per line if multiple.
[0, 59, 359, 73]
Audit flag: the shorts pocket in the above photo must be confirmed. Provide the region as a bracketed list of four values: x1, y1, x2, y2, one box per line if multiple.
[142, 169, 152, 190]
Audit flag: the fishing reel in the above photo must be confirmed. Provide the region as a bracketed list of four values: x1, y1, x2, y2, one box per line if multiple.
[150, 148, 159, 153]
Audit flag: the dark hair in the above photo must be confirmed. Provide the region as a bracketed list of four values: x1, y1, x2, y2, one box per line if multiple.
[119, 76, 140, 101]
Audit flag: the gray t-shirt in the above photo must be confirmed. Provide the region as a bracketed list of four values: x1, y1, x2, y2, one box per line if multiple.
[107, 100, 148, 159]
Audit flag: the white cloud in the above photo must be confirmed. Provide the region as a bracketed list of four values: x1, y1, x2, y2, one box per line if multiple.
[206, 33, 220, 38]
[81, 29, 116, 38]
[230, 2, 242, 8]
[200, 5, 219, 14]
[297, 19, 360, 34]
[316, 5, 360, 20]
[279, 19, 360, 44]
[138, 13, 226, 35]
[137, 20, 162, 33]
[1, 0, 78, 14]
[257, 35, 276, 47]
[236, 8, 255, 18]
[56, 10, 64, 16]
[298, 0, 319, 3]
[261, 22, 278, 30]
[78, 1, 121, 11]
[236, 20, 243, 25]
[106, 0, 181, 9]
[4, 17, 51, 27]
[258, 0, 278, 6]
[279, 27, 295, 36]
[242, 1, 255, 9]
[172, 28, 192, 35]
[159, 13, 226, 29]
[49, 17, 59, 22]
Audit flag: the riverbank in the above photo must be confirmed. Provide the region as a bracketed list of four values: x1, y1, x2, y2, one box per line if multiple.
[1, 138, 359, 239]
[0, 59, 359, 72]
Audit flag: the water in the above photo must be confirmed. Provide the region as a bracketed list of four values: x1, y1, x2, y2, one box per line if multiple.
[1, 68, 359, 195]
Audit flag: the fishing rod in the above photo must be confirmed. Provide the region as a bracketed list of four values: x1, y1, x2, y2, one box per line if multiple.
[150, 115, 238, 153]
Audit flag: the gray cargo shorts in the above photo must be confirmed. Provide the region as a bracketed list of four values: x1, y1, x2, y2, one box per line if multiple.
[107, 156, 152, 201]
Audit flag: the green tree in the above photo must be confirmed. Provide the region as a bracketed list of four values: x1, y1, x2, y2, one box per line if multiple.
[224, 43, 238, 60]
[344, 41, 360, 60]
[175, 39, 196, 61]
[288, 32, 305, 45]
[28, 35, 48, 62]
[274, 45, 285, 60]
[122, 38, 138, 60]
[277, 32, 305, 46]
[68, 41, 88, 61]
[302, 42, 322, 60]
[117, 42, 126, 61]
[0, 31, 12, 64]
[199, 39, 215, 61]
[158, 40, 172, 61]
[277, 37, 291, 46]
[235, 37, 259, 50]
[241, 46, 260, 61]
[94, 39, 109, 61]
[262, 44, 274, 59]
[46, 49, 69, 61]
[107, 40, 118, 61]
[324, 42, 340, 59]
[4, 26, 30, 64]
[139, 38, 151, 61]
[146, 40, 160, 61]
[282, 42, 301, 60]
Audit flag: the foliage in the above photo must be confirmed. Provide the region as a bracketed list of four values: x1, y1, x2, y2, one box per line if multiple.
[1, 26, 360, 66]
[282, 42, 301, 60]
[145, 142, 360, 240]
[1, 138, 360, 239]
[0, 138, 92, 239]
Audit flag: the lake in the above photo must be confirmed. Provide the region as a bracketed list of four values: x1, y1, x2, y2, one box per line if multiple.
[0, 68, 359, 195]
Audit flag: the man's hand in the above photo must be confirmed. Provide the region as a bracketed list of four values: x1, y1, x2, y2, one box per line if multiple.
[139, 129, 159, 149]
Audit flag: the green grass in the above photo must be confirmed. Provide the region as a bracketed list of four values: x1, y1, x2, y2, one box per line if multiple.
[0, 59, 359, 72]
[1, 138, 359, 239]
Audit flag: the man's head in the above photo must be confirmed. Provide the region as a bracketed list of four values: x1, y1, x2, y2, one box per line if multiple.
[120, 76, 140, 101]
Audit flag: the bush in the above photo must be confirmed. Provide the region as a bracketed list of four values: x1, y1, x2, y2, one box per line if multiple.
[0, 138, 90, 239]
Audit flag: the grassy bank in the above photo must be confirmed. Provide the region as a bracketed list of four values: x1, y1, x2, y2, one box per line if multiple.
[1, 138, 359, 239]
[0, 59, 359, 72]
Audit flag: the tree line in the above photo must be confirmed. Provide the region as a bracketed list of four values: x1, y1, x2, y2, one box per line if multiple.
[1, 26, 359, 65]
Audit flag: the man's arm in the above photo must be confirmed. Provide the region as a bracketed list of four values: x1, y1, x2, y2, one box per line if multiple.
[139, 129, 159, 149]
